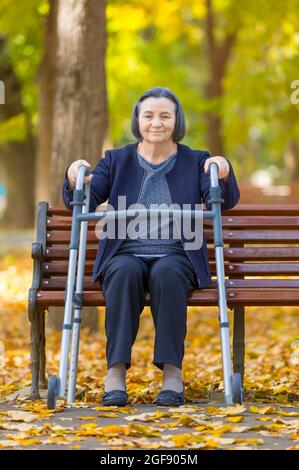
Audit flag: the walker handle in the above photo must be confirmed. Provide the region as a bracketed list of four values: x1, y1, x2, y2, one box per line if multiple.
[78, 165, 91, 177]
[208, 161, 220, 188]
[74, 165, 92, 192]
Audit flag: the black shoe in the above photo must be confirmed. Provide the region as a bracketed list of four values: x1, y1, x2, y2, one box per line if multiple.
[102, 390, 128, 406]
[155, 389, 184, 406]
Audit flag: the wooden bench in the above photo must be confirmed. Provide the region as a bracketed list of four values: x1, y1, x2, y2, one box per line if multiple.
[28, 202, 299, 399]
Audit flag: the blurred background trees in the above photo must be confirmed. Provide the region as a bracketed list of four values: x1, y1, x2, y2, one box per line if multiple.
[0, 0, 298, 330]
[0, 0, 298, 223]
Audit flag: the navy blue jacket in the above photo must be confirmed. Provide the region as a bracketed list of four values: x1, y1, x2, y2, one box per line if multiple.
[62, 142, 240, 288]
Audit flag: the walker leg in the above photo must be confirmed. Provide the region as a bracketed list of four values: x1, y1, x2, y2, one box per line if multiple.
[67, 184, 90, 404]
[57, 249, 78, 398]
[209, 162, 234, 405]
[215, 246, 233, 405]
[47, 166, 90, 409]
[67, 310, 82, 404]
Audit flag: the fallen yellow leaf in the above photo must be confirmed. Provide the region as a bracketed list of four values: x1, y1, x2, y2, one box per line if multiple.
[6, 411, 38, 423]
[235, 438, 264, 445]
[125, 423, 161, 437]
[125, 411, 170, 422]
[80, 423, 98, 429]
[205, 406, 220, 415]
[205, 405, 246, 417]
[99, 425, 125, 434]
[177, 413, 204, 426]
[213, 437, 236, 445]
[249, 406, 276, 415]
[277, 411, 299, 417]
[219, 405, 247, 416]
[232, 426, 250, 433]
[17, 439, 41, 446]
[227, 416, 244, 423]
[171, 433, 203, 447]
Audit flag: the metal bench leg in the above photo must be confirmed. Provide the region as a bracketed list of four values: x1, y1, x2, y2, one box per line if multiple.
[233, 306, 245, 385]
[39, 309, 47, 389]
[29, 309, 41, 399]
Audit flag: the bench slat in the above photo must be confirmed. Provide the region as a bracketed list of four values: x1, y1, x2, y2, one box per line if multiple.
[46, 216, 299, 230]
[47, 204, 299, 217]
[45, 229, 299, 244]
[44, 246, 299, 261]
[35, 288, 299, 307]
[40, 278, 299, 290]
[42, 261, 299, 276]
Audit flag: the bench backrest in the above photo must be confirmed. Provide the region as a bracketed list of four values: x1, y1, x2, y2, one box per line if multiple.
[238, 184, 299, 204]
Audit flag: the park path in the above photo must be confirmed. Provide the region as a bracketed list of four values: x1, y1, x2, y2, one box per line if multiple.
[0, 390, 298, 450]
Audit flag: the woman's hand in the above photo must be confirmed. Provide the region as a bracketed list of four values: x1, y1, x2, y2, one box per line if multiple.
[204, 156, 230, 182]
[67, 159, 93, 189]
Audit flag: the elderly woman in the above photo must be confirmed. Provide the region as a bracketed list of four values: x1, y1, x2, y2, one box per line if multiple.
[62, 86, 240, 407]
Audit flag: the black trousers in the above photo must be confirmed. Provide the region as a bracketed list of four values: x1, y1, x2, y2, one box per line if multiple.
[100, 253, 198, 371]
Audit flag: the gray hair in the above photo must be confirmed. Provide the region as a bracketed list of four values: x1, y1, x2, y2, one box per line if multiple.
[130, 86, 186, 142]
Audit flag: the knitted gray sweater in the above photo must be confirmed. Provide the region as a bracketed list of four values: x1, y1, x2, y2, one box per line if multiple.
[116, 152, 186, 258]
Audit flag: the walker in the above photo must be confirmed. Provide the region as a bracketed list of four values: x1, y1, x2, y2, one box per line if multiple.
[47, 162, 244, 408]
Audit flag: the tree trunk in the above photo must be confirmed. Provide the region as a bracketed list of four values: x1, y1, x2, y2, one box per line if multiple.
[0, 141, 35, 228]
[50, 0, 108, 205]
[204, 0, 236, 155]
[35, 0, 58, 212]
[0, 37, 35, 229]
[284, 140, 299, 182]
[204, 81, 224, 155]
[48, 0, 108, 331]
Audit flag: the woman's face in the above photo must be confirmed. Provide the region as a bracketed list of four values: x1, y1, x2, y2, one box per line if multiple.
[138, 97, 176, 145]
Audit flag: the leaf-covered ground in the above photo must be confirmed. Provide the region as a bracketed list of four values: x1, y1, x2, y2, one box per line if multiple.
[0, 248, 298, 450]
